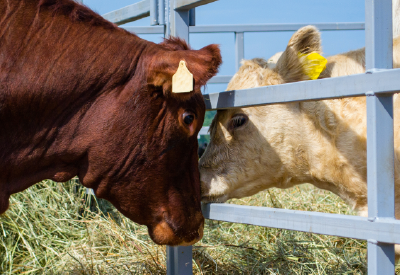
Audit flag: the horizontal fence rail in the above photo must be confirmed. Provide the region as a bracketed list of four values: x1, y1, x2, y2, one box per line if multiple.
[175, 0, 217, 10]
[103, 0, 217, 26]
[208, 75, 232, 84]
[121, 22, 365, 34]
[202, 203, 400, 244]
[103, 0, 150, 25]
[204, 69, 400, 110]
[123, 26, 165, 34]
[189, 22, 365, 33]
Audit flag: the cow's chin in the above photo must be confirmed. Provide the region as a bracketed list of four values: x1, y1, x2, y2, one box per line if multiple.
[148, 220, 204, 246]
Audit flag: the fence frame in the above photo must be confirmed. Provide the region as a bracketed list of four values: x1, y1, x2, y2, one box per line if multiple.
[79, 0, 400, 273]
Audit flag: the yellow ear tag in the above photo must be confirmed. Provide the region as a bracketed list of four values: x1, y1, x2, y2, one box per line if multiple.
[172, 60, 193, 93]
[297, 52, 327, 80]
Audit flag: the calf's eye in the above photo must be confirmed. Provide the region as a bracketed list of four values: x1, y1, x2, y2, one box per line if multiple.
[230, 114, 248, 129]
[183, 112, 195, 125]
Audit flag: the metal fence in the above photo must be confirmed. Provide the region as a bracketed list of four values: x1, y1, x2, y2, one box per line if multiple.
[80, 0, 400, 274]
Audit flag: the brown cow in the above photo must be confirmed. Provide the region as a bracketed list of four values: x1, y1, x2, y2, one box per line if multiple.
[0, 0, 221, 246]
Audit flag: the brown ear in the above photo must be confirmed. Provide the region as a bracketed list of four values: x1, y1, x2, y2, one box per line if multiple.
[146, 38, 222, 96]
[275, 25, 322, 83]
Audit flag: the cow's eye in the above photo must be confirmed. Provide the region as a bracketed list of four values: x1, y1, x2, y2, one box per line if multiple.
[183, 112, 195, 125]
[230, 114, 248, 129]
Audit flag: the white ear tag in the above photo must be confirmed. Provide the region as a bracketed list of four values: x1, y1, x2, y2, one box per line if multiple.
[172, 60, 193, 93]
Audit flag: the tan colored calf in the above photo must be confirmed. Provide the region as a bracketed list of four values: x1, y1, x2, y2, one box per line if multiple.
[200, 0, 400, 259]
[200, 26, 400, 221]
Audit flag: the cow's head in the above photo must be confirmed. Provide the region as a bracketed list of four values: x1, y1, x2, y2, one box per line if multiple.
[80, 38, 221, 246]
[200, 26, 323, 203]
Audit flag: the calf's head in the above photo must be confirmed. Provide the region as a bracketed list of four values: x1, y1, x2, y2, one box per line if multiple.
[80, 38, 221, 246]
[200, 26, 324, 203]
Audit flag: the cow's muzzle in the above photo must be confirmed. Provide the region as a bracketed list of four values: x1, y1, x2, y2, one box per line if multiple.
[148, 211, 204, 246]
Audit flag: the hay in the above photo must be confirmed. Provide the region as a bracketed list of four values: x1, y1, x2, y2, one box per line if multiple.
[1, 180, 398, 274]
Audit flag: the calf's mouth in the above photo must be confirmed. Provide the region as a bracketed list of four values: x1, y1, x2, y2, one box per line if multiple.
[201, 194, 229, 203]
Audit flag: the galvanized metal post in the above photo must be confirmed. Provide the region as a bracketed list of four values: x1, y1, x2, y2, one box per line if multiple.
[166, 1, 192, 274]
[366, 94, 395, 275]
[189, 9, 195, 26]
[158, 0, 165, 25]
[235, 32, 244, 71]
[169, 0, 190, 41]
[365, 0, 395, 274]
[365, 0, 393, 70]
[166, 246, 193, 275]
[165, 0, 171, 37]
[150, 0, 159, 26]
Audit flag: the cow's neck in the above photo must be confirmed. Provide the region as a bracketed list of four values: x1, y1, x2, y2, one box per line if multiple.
[0, 0, 152, 209]
[296, 100, 368, 212]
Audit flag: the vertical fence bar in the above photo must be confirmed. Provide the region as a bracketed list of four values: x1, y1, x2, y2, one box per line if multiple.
[167, 246, 193, 275]
[365, 0, 395, 274]
[189, 9, 196, 26]
[169, 0, 189, 41]
[166, 1, 192, 273]
[365, 0, 393, 70]
[235, 32, 244, 71]
[150, 0, 159, 26]
[165, 0, 171, 38]
[158, 0, 165, 25]
[366, 94, 395, 275]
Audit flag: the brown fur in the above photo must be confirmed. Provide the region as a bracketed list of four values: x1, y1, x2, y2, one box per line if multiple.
[0, 0, 222, 246]
[38, 0, 118, 30]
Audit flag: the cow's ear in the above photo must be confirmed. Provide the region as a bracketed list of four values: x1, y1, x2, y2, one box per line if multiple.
[146, 39, 221, 96]
[275, 25, 326, 82]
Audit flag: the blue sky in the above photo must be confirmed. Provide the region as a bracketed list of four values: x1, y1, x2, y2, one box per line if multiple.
[82, 0, 366, 93]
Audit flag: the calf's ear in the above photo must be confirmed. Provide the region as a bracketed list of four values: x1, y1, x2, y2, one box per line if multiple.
[146, 38, 222, 96]
[275, 25, 326, 82]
